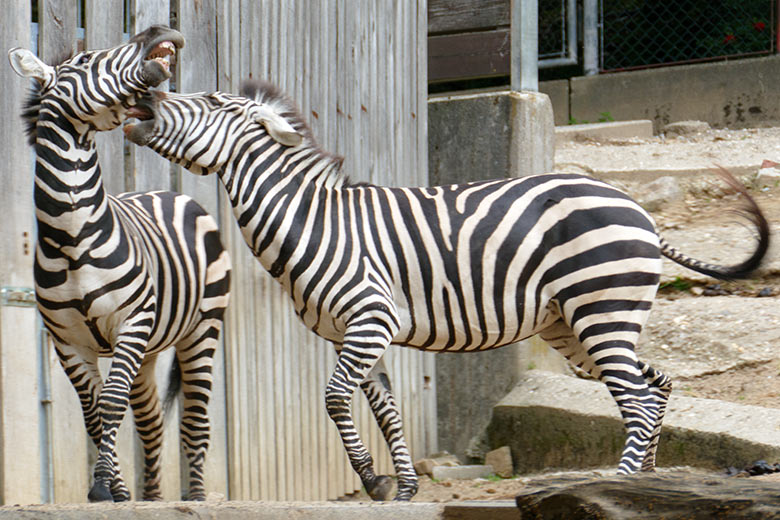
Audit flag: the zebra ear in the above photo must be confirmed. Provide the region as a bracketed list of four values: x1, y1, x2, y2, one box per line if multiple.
[8, 48, 54, 85]
[253, 105, 303, 147]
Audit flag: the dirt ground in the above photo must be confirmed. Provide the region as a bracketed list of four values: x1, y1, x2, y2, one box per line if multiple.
[408, 126, 780, 503]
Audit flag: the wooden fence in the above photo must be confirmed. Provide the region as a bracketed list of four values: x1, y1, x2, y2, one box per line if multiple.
[0, 0, 433, 504]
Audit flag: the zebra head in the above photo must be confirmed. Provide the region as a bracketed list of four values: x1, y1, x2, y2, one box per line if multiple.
[8, 25, 184, 136]
[124, 83, 303, 175]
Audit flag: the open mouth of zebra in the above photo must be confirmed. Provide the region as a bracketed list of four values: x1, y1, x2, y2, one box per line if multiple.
[124, 93, 161, 146]
[145, 41, 176, 74]
[139, 38, 182, 88]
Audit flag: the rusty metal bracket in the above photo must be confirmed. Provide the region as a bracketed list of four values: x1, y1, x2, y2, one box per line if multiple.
[1, 286, 36, 307]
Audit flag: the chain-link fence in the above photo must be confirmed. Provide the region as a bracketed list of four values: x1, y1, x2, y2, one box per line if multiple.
[601, 0, 776, 72]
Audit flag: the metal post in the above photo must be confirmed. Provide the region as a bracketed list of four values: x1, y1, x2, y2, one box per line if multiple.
[583, 0, 599, 75]
[511, 0, 538, 91]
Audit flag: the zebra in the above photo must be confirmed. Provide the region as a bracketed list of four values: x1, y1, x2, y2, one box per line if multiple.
[124, 81, 769, 501]
[8, 26, 231, 502]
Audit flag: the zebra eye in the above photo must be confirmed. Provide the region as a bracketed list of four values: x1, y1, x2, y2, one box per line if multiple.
[78, 54, 90, 65]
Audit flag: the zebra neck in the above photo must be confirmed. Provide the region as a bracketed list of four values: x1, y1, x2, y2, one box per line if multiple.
[221, 145, 342, 278]
[33, 118, 111, 252]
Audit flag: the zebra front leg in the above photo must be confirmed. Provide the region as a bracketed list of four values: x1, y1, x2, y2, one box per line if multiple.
[326, 308, 402, 500]
[55, 344, 132, 501]
[176, 323, 219, 501]
[360, 357, 418, 501]
[88, 337, 147, 502]
[130, 355, 165, 500]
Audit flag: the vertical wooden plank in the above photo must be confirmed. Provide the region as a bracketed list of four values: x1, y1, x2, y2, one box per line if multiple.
[177, 0, 220, 217]
[85, 0, 125, 195]
[36, 0, 82, 504]
[0, 2, 39, 503]
[48, 334, 90, 502]
[129, 0, 171, 193]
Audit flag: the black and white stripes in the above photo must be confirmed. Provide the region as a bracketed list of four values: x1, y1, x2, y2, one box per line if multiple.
[9, 26, 231, 502]
[125, 81, 768, 500]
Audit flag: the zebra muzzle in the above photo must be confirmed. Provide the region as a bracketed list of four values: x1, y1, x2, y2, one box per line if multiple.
[124, 119, 156, 146]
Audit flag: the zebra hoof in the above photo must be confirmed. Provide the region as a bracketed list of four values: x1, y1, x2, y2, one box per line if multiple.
[394, 480, 419, 501]
[88, 481, 114, 502]
[365, 475, 394, 501]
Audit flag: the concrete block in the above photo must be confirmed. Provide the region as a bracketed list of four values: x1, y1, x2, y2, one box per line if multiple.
[539, 79, 570, 126]
[432, 465, 494, 481]
[485, 446, 514, 478]
[555, 120, 654, 145]
[429, 89, 554, 186]
[487, 370, 780, 474]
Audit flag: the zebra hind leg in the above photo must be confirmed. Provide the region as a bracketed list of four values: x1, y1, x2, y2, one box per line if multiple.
[540, 320, 663, 474]
[176, 324, 219, 501]
[360, 357, 418, 501]
[637, 360, 672, 471]
[130, 355, 165, 500]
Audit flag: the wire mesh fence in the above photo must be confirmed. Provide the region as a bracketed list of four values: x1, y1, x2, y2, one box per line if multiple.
[601, 0, 776, 72]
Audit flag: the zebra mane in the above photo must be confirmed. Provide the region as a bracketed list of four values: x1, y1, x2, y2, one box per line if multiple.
[19, 49, 73, 146]
[239, 79, 355, 186]
[21, 82, 42, 145]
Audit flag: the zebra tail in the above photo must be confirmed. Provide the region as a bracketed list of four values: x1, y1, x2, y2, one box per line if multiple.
[163, 355, 182, 415]
[659, 165, 770, 280]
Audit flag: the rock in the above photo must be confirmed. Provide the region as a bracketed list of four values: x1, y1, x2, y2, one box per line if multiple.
[414, 452, 461, 476]
[485, 370, 780, 474]
[755, 159, 780, 189]
[632, 176, 683, 212]
[485, 446, 514, 478]
[432, 465, 494, 481]
[664, 120, 711, 137]
[515, 472, 780, 519]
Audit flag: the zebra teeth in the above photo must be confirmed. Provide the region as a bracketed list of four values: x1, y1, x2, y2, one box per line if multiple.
[145, 41, 177, 72]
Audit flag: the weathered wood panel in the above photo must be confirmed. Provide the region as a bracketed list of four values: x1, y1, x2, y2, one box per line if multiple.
[2, 0, 432, 504]
[129, 0, 172, 193]
[428, 0, 509, 34]
[85, 0, 124, 195]
[0, 0, 40, 506]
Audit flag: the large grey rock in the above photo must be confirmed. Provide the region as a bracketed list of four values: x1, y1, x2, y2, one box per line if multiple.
[487, 370, 780, 474]
[632, 175, 683, 212]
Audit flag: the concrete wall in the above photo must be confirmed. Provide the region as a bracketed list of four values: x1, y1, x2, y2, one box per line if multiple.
[541, 55, 780, 132]
[428, 91, 567, 462]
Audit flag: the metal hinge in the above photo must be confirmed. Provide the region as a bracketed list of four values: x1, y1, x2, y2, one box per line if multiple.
[1, 286, 36, 307]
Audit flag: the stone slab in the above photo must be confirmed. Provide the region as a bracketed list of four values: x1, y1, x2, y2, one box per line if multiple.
[487, 370, 780, 474]
[555, 120, 654, 145]
[432, 465, 495, 481]
[0, 501, 444, 520]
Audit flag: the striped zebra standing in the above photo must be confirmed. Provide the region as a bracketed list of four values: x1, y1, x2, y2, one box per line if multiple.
[8, 26, 231, 502]
[125, 82, 769, 501]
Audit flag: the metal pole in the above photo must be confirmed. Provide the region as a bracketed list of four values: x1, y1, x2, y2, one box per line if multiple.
[511, 0, 538, 91]
[583, 0, 599, 75]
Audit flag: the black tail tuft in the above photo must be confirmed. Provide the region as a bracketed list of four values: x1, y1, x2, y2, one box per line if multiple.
[659, 166, 770, 280]
[163, 355, 182, 415]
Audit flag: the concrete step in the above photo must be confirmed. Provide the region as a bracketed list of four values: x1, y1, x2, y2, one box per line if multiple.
[555, 119, 654, 146]
[486, 370, 780, 474]
[0, 500, 520, 520]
